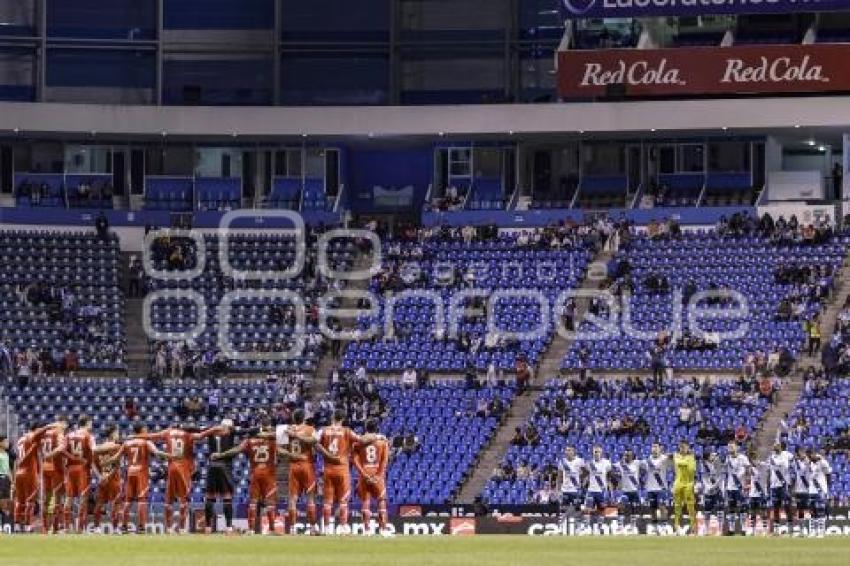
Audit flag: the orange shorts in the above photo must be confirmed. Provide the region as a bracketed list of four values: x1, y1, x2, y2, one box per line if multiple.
[165, 466, 192, 502]
[42, 470, 65, 497]
[249, 471, 277, 504]
[357, 476, 387, 502]
[96, 474, 122, 505]
[13, 473, 38, 504]
[65, 467, 91, 498]
[125, 473, 150, 502]
[323, 470, 351, 505]
[288, 464, 317, 498]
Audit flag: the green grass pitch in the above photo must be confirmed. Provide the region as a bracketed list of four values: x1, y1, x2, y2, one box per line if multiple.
[1, 536, 849, 566]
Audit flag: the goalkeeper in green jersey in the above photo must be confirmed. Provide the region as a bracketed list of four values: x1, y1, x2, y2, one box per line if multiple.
[672, 440, 698, 534]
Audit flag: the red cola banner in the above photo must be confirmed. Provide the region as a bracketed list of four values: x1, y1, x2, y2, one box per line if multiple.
[557, 44, 850, 99]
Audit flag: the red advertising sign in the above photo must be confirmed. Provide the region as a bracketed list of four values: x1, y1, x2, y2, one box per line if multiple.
[557, 44, 850, 99]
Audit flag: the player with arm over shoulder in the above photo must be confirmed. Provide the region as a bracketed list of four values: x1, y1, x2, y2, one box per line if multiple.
[63, 415, 101, 532]
[140, 420, 221, 533]
[213, 417, 299, 535]
[39, 414, 71, 533]
[91, 426, 123, 531]
[204, 418, 257, 534]
[12, 421, 60, 532]
[352, 418, 390, 534]
[312, 409, 377, 533]
[284, 409, 322, 534]
[110, 422, 171, 533]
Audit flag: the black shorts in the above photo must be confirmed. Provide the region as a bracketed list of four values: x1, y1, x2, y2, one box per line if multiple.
[205, 466, 234, 498]
[0, 476, 10, 499]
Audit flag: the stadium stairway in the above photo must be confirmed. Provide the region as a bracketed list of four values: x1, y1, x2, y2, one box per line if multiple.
[454, 250, 614, 503]
[754, 249, 850, 458]
[122, 252, 151, 376]
[310, 248, 374, 400]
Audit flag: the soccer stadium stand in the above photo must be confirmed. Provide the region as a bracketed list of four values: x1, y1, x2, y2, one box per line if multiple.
[0, 230, 125, 372]
[564, 225, 849, 371]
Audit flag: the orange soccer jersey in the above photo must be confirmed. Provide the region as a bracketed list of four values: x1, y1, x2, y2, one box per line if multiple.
[319, 425, 357, 505]
[120, 438, 154, 501]
[64, 429, 95, 498]
[241, 437, 278, 504]
[40, 429, 67, 495]
[157, 429, 198, 501]
[94, 446, 123, 505]
[354, 436, 389, 501]
[13, 430, 47, 506]
[287, 424, 317, 497]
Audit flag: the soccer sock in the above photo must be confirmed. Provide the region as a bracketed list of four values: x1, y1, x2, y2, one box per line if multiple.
[248, 504, 258, 533]
[121, 502, 130, 530]
[179, 502, 188, 531]
[138, 502, 148, 531]
[63, 502, 73, 533]
[164, 504, 173, 531]
[687, 501, 697, 533]
[26, 502, 35, 530]
[266, 507, 276, 533]
[339, 503, 349, 527]
[378, 500, 387, 531]
[306, 502, 316, 527]
[93, 503, 103, 528]
[362, 507, 372, 530]
[223, 499, 233, 528]
[673, 501, 682, 530]
[288, 508, 297, 532]
[77, 503, 88, 533]
[204, 500, 215, 531]
[322, 504, 332, 527]
[110, 503, 120, 529]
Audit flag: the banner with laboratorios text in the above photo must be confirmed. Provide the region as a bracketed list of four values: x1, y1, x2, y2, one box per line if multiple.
[557, 44, 850, 99]
[561, 0, 850, 19]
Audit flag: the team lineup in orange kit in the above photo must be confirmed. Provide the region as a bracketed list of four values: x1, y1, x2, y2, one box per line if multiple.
[10, 408, 390, 535]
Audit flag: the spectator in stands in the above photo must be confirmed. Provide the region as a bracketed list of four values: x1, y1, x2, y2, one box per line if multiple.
[805, 316, 822, 356]
[510, 427, 527, 447]
[127, 256, 143, 298]
[515, 357, 532, 395]
[123, 397, 138, 419]
[401, 365, 417, 389]
[402, 433, 419, 455]
[95, 212, 109, 243]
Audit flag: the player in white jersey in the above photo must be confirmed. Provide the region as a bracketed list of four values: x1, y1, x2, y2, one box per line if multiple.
[699, 451, 724, 519]
[791, 446, 812, 531]
[766, 441, 794, 534]
[582, 445, 613, 527]
[808, 450, 832, 538]
[613, 449, 642, 529]
[641, 442, 671, 529]
[557, 446, 585, 514]
[746, 449, 770, 535]
[723, 441, 751, 535]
